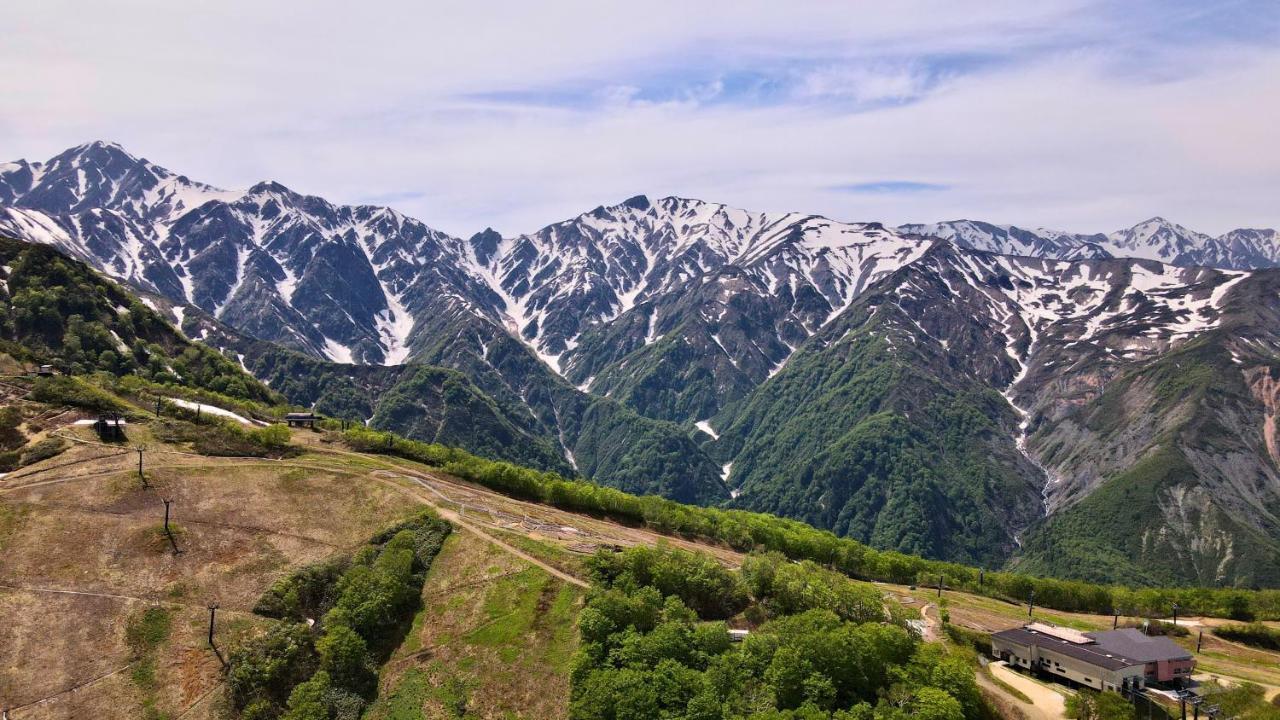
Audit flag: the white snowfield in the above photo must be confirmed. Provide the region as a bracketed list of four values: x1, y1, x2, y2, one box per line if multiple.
[465, 196, 934, 379]
[695, 420, 719, 440]
[166, 397, 266, 426]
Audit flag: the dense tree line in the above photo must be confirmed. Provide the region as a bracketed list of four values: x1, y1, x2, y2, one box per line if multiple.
[1214, 623, 1280, 651]
[572, 545, 984, 720]
[343, 427, 1280, 620]
[228, 513, 451, 719]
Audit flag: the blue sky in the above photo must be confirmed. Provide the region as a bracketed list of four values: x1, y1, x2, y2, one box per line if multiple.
[4, 1, 1278, 236]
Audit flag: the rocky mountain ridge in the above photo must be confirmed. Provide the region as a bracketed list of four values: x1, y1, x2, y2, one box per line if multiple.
[4, 141, 1279, 585]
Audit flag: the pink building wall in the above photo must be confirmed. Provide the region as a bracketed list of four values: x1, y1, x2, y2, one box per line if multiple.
[1152, 658, 1195, 682]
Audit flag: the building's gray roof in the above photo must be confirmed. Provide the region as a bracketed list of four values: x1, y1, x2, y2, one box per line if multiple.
[993, 627, 1142, 671]
[1086, 629, 1192, 663]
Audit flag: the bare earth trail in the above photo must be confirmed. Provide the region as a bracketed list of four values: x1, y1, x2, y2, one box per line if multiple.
[367, 469, 588, 590]
[989, 661, 1068, 720]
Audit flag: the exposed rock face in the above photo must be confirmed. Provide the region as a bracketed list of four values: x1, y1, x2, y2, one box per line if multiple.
[1246, 366, 1280, 468]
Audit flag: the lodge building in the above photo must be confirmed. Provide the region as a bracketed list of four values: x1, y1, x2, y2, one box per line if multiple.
[991, 623, 1194, 692]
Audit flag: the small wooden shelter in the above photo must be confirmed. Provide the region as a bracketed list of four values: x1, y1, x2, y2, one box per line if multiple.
[93, 413, 127, 441]
[285, 412, 317, 428]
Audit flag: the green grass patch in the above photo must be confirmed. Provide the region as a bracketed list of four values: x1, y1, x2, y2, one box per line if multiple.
[367, 667, 430, 720]
[465, 568, 549, 648]
[544, 583, 581, 673]
[491, 528, 587, 577]
[125, 606, 173, 654]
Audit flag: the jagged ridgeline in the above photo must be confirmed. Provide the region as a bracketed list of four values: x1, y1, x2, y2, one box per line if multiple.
[3, 142, 1280, 588]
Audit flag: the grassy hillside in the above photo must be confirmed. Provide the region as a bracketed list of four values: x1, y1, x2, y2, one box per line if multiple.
[0, 236, 278, 405]
[3, 378, 1279, 718]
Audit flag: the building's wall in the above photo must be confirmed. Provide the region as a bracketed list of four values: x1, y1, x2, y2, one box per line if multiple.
[1154, 658, 1195, 682]
[992, 637, 1033, 670]
[992, 636, 1145, 692]
[1035, 646, 1109, 690]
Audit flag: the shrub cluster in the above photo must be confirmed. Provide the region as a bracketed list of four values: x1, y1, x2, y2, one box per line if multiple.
[1214, 623, 1280, 652]
[31, 375, 129, 413]
[151, 412, 293, 458]
[229, 513, 451, 719]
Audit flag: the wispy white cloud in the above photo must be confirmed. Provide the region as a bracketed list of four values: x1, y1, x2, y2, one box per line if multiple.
[796, 63, 937, 105]
[1, 0, 1277, 236]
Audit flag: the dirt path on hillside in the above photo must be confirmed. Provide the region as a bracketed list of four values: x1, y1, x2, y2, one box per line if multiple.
[919, 603, 941, 642]
[989, 661, 1067, 720]
[308, 446, 746, 565]
[368, 470, 589, 589]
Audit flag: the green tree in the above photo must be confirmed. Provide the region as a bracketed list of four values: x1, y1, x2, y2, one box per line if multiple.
[909, 686, 965, 720]
[282, 670, 332, 720]
[317, 624, 375, 696]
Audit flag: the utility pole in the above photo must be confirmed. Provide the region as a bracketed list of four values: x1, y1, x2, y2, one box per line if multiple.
[978, 570, 984, 587]
[207, 604, 218, 647]
[1028, 590, 1036, 619]
[1196, 630, 1203, 653]
[162, 499, 179, 555]
[196, 404, 201, 421]
[938, 575, 943, 599]
[1173, 603, 1180, 628]
[136, 445, 147, 488]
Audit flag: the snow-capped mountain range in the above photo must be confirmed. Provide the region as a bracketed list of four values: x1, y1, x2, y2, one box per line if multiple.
[899, 217, 1280, 270]
[5, 141, 1280, 584]
[3, 142, 1275, 373]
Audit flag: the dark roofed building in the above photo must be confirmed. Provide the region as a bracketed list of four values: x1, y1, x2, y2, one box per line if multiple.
[991, 623, 1147, 692]
[92, 413, 127, 441]
[1086, 628, 1195, 684]
[285, 412, 317, 427]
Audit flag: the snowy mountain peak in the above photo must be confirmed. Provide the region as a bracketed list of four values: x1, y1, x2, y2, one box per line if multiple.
[621, 194, 651, 210]
[1103, 217, 1212, 264]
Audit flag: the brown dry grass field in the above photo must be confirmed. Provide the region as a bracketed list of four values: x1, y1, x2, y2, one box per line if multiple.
[2, 414, 1279, 718]
[0, 418, 608, 719]
[0, 425, 426, 717]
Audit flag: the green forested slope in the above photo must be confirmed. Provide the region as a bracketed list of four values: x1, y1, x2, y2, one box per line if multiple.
[238, 343, 575, 474]
[573, 546, 986, 720]
[0, 236, 277, 403]
[716, 273, 1042, 568]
